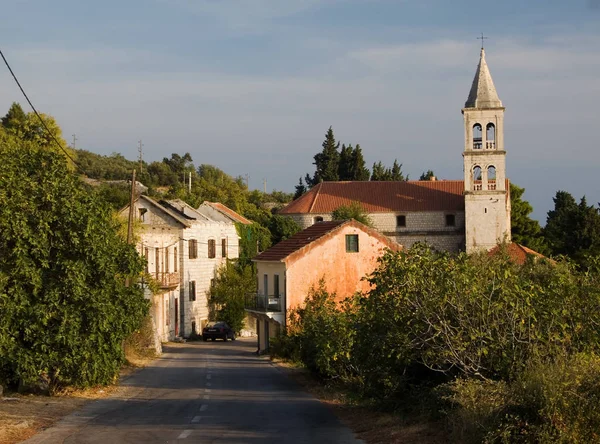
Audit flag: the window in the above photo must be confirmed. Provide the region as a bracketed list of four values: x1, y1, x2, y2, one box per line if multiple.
[274, 275, 280, 297]
[165, 300, 169, 326]
[210, 278, 215, 288]
[314, 216, 324, 223]
[173, 247, 178, 272]
[221, 238, 227, 258]
[189, 280, 196, 301]
[165, 247, 169, 273]
[446, 214, 456, 227]
[208, 239, 216, 259]
[188, 239, 198, 259]
[138, 208, 147, 222]
[346, 234, 359, 253]
[144, 248, 149, 273]
[396, 215, 406, 227]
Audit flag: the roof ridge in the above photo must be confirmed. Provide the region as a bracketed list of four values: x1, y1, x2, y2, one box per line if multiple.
[308, 182, 322, 213]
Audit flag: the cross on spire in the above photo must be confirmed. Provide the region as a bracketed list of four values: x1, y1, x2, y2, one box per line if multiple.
[477, 32, 488, 50]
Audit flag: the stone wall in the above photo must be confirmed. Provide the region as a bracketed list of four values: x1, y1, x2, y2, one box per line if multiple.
[289, 211, 466, 253]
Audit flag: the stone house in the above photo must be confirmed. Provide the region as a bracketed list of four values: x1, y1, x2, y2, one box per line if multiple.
[280, 48, 512, 254]
[247, 220, 401, 352]
[120, 196, 249, 344]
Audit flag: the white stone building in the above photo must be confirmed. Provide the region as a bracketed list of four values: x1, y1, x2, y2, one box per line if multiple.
[120, 196, 249, 342]
[280, 48, 511, 254]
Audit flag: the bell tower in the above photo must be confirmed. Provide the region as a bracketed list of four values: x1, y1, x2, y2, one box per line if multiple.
[463, 47, 511, 253]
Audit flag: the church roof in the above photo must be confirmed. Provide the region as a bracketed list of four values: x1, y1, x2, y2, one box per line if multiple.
[464, 48, 503, 109]
[280, 180, 466, 214]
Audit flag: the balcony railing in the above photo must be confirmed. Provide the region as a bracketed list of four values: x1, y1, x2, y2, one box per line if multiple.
[473, 180, 483, 191]
[486, 141, 496, 150]
[488, 179, 497, 190]
[156, 272, 180, 289]
[245, 293, 283, 312]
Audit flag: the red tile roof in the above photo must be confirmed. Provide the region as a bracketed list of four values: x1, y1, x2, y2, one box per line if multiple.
[489, 243, 548, 265]
[206, 202, 252, 225]
[253, 220, 401, 262]
[280, 181, 466, 214]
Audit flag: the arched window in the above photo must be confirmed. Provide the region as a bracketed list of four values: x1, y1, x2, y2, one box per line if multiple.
[473, 166, 482, 190]
[473, 124, 482, 149]
[487, 166, 496, 190]
[486, 123, 496, 149]
[314, 216, 324, 224]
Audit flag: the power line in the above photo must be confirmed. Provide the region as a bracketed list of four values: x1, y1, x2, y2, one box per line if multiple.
[0, 47, 88, 176]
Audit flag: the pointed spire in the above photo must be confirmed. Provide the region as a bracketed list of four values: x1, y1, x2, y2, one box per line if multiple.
[464, 48, 503, 109]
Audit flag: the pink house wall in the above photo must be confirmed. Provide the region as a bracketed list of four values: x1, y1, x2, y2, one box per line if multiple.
[285, 224, 399, 309]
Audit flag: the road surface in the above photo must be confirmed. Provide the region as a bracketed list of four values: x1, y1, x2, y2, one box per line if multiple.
[23, 338, 362, 443]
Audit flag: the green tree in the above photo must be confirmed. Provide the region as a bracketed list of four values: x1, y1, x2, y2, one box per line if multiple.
[268, 215, 302, 245]
[349, 144, 370, 181]
[0, 135, 148, 389]
[1, 102, 27, 136]
[389, 160, 406, 181]
[293, 177, 307, 200]
[338, 144, 353, 180]
[419, 170, 435, 181]
[370, 161, 389, 181]
[510, 183, 548, 254]
[307, 126, 340, 186]
[544, 191, 600, 265]
[331, 201, 373, 227]
[207, 262, 256, 333]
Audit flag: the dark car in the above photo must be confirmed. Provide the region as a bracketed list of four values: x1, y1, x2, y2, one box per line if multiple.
[202, 322, 236, 342]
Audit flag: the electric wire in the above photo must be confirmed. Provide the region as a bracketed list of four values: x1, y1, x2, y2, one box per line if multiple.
[0, 47, 88, 176]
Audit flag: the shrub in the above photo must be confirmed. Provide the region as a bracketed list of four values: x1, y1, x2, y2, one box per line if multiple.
[284, 280, 355, 380]
[443, 353, 600, 443]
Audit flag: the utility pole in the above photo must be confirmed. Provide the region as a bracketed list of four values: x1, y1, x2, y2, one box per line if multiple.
[138, 140, 144, 174]
[127, 169, 136, 245]
[71, 134, 77, 149]
[189, 172, 192, 193]
[263, 178, 267, 193]
[245, 173, 249, 189]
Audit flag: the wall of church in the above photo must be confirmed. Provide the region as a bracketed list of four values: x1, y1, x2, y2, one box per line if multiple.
[465, 193, 511, 253]
[287, 211, 465, 253]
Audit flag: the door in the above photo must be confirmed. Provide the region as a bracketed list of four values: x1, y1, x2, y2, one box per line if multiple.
[265, 321, 270, 350]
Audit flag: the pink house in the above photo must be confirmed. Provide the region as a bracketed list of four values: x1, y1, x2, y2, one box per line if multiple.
[246, 220, 401, 352]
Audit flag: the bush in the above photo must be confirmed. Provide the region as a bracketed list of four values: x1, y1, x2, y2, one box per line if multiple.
[443, 353, 600, 443]
[283, 280, 356, 381]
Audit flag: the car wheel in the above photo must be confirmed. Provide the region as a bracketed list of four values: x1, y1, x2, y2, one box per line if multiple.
[223, 335, 228, 341]
[211, 337, 216, 341]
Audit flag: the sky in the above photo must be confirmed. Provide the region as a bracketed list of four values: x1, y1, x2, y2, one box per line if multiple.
[1, 0, 599, 223]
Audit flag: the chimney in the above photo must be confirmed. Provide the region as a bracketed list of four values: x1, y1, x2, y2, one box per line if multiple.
[429, 176, 437, 181]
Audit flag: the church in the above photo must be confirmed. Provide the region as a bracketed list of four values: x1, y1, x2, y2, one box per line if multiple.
[280, 48, 511, 254]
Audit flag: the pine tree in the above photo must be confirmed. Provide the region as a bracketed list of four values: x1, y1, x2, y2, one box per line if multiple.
[370, 161, 388, 181]
[338, 144, 352, 181]
[308, 126, 340, 186]
[419, 170, 435, 180]
[293, 177, 306, 200]
[390, 160, 406, 181]
[510, 183, 547, 254]
[350, 144, 370, 181]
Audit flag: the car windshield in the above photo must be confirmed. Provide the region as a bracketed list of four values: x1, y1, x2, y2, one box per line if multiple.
[210, 322, 226, 328]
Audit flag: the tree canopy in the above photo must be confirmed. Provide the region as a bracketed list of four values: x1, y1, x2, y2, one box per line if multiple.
[0, 135, 148, 389]
[331, 201, 373, 227]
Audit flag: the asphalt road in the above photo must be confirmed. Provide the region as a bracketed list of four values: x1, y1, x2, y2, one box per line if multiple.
[23, 338, 363, 444]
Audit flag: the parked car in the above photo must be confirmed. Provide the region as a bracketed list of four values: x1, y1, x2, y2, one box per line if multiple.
[202, 322, 236, 342]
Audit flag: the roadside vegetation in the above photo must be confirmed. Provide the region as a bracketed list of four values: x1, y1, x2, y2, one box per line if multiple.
[273, 245, 600, 443]
[0, 132, 149, 392]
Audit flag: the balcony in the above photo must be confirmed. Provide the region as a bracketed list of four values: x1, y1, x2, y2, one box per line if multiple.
[245, 293, 283, 313]
[156, 272, 180, 289]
